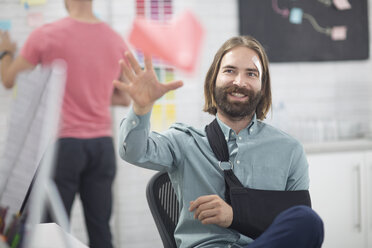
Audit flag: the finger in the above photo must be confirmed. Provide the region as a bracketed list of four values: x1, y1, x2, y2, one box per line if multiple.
[189, 195, 215, 212]
[197, 209, 218, 222]
[120, 59, 135, 82]
[144, 53, 153, 71]
[194, 200, 219, 219]
[113, 79, 130, 92]
[201, 216, 220, 225]
[189, 195, 213, 211]
[162, 80, 184, 93]
[125, 51, 142, 75]
[118, 60, 131, 84]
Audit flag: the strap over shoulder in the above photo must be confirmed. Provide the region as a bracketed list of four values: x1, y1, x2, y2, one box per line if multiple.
[205, 119, 229, 162]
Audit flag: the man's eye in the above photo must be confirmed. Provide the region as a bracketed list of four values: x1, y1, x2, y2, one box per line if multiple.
[224, 69, 234, 73]
[248, 72, 258, 77]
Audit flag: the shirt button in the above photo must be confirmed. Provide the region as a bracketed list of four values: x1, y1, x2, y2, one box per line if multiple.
[238, 136, 242, 140]
[123, 142, 127, 146]
[225, 136, 228, 141]
[231, 132, 235, 136]
[132, 120, 136, 125]
[250, 128, 253, 132]
[228, 245, 232, 248]
[237, 160, 240, 164]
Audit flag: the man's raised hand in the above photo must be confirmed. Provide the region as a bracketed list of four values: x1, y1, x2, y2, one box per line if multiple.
[113, 51, 183, 115]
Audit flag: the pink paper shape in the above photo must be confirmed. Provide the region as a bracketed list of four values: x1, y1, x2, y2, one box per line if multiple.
[27, 12, 44, 28]
[333, 0, 352, 10]
[331, 26, 347, 41]
[128, 10, 204, 73]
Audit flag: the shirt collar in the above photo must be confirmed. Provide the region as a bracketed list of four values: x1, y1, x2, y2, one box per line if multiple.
[216, 113, 257, 142]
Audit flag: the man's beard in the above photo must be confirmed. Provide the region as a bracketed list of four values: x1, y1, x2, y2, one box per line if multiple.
[214, 85, 262, 119]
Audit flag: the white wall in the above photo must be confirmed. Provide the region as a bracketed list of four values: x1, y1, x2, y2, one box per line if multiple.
[0, 0, 371, 247]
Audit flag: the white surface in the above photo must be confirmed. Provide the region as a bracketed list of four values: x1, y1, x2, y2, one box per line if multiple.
[29, 223, 88, 248]
[366, 152, 372, 248]
[308, 151, 372, 248]
[305, 139, 372, 154]
[0, 65, 65, 225]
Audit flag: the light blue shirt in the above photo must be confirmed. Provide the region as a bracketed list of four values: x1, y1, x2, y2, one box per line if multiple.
[119, 108, 309, 248]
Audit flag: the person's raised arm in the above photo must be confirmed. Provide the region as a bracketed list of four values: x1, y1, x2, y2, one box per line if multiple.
[0, 31, 35, 89]
[112, 51, 183, 115]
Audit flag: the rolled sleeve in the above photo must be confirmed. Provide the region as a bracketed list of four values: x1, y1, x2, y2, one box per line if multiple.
[119, 108, 151, 161]
[118, 108, 180, 171]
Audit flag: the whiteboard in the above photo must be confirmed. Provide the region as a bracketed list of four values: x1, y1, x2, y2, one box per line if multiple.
[0, 61, 66, 222]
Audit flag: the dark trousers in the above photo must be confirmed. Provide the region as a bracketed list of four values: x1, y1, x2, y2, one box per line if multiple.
[246, 206, 324, 248]
[54, 137, 116, 248]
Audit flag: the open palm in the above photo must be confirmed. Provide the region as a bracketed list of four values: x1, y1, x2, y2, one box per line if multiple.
[113, 52, 183, 115]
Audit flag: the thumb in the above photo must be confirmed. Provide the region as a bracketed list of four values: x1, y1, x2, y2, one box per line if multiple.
[163, 80, 183, 92]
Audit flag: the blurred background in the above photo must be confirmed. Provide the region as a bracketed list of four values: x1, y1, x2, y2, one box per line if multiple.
[0, 0, 371, 247]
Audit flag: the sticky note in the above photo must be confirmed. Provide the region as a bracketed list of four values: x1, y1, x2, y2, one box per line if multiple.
[13, 84, 18, 99]
[21, 0, 47, 6]
[151, 104, 163, 132]
[165, 90, 175, 100]
[331, 26, 347, 40]
[333, 0, 352, 10]
[165, 68, 175, 100]
[165, 104, 176, 127]
[0, 20, 12, 31]
[129, 10, 204, 73]
[27, 12, 44, 28]
[289, 8, 303, 24]
[154, 67, 162, 81]
[165, 68, 174, 82]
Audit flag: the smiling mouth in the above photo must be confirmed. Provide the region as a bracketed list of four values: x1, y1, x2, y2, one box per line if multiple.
[228, 92, 249, 101]
[230, 92, 246, 98]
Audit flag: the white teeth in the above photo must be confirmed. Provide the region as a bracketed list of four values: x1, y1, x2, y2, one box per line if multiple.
[231, 92, 245, 97]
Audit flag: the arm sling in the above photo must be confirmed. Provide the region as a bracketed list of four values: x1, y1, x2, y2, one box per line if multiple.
[205, 119, 311, 239]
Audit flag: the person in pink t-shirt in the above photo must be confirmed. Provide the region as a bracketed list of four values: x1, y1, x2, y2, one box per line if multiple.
[0, 1, 130, 247]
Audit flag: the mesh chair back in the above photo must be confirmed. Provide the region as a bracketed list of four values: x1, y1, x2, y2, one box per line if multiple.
[146, 171, 179, 248]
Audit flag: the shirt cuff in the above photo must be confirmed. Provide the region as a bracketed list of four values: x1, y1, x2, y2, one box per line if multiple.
[124, 107, 152, 129]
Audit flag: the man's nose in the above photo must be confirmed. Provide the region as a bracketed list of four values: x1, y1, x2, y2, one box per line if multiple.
[233, 74, 246, 86]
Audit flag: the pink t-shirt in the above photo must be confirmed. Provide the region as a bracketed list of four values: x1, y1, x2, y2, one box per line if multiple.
[21, 17, 127, 138]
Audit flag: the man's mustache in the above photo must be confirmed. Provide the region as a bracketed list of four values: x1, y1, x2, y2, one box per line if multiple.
[223, 85, 252, 96]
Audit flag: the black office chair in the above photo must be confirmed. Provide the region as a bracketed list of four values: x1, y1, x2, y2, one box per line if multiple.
[146, 171, 179, 248]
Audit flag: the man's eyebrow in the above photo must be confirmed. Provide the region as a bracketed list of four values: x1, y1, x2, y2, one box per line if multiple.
[221, 65, 259, 72]
[246, 68, 259, 72]
[221, 65, 237, 69]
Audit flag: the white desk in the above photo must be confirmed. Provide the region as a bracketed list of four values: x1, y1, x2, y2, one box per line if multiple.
[29, 223, 88, 248]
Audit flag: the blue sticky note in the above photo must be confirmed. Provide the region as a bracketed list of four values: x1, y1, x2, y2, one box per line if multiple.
[289, 8, 303, 24]
[94, 11, 101, 20]
[0, 20, 12, 31]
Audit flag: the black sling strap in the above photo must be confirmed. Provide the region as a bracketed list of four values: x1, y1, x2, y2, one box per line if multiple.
[205, 119, 244, 203]
[205, 118, 311, 239]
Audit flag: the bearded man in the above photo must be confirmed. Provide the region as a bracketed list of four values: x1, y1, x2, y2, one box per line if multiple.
[114, 36, 324, 248]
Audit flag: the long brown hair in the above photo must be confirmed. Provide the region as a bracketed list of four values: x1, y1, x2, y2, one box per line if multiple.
[203, 36, 271, 120]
